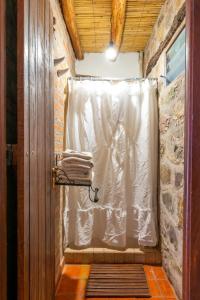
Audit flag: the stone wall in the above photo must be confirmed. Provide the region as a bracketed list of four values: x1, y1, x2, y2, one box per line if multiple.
[144, 0, 185, 298]
[144, 0, 185, 75]
[50, 0, 75, 286]
[159, 75, 184, 299]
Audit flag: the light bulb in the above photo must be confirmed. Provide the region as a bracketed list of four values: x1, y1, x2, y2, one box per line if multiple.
[105, 42, 117, 61]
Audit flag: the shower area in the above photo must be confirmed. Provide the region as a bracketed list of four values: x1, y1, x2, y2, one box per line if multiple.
[62, 78, 158, 251]
[52, 0, 185, 298]
[61, 77, 158, 253]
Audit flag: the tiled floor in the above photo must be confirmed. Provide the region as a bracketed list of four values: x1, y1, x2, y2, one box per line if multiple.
[56, 265, 178, 300]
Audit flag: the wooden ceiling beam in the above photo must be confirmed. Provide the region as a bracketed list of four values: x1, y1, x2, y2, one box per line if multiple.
[111, 0, 127, 50]
[60, 0, 84, 60]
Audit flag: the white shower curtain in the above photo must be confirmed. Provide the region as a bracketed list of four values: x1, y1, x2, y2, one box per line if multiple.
[63, 79, 158, 248]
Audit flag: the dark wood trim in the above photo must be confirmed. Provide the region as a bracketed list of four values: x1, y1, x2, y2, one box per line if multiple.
[0, 0, 7, 299]
[17, 0, 30, 299]
[146, 3, 186, 76]
[44, 3, 55, 299]
[184, 0, 200, 299]
[17, 1, 55, 299]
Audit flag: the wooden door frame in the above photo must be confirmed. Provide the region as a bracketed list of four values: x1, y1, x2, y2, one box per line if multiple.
[17, 0, 30, 299]
[6, 0, 200, 300]
[183, 0, 200, 299]
[17, 0, 55, 299]
[0, 0, 7, 299]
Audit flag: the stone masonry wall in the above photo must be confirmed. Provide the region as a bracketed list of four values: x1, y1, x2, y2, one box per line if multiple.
[50, 0, 75, 286]
[144, 0, 185, 298]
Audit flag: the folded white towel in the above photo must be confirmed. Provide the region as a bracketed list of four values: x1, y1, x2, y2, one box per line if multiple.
[68, 175, 91, 181]
[60, 163, 91, 172]
[67, 168, 92, 179]
[57, 166, 92, 179]
[62, 157, 94, 168]
[58, 174, 92, 185]
[63, 150, 92, 160]
[65, 170, 90, 177]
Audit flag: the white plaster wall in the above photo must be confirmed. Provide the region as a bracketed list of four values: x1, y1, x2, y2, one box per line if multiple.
[75, 52, 142, 78]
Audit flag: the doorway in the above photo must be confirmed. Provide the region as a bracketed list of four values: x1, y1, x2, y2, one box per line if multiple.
[0, 0, 200, 299]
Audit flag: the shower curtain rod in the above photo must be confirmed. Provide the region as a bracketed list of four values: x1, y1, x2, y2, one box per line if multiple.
[68, 76, 158, 82]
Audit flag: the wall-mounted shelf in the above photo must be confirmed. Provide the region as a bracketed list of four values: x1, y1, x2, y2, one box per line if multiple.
[52, 154, 99, 203]
[52, 166, 91, 187]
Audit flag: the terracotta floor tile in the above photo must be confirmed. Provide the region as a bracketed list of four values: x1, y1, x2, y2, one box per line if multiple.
[147, 280, 162, 297]
[151, 298, 168, 300]
[80, 265, 91, 279]
[62, 264, 91, 280]
[85, 298, 166, 300]
[85, 298, 109, 300]
[157, 280, 176, 298]
[144, 265, 156, 280]
[57, 277, 79, 294]
[56, 294, 85, 300]
[57, 264, 177, 300]
[62, 265, 82, 279]
[153, 266, 167, 280]
[85, 298, 167, 300]
[150, 298, 165, 300]
[57, 278, 87, 296]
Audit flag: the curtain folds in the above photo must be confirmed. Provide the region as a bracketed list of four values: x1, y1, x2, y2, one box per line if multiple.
[63, 79, 158, 248]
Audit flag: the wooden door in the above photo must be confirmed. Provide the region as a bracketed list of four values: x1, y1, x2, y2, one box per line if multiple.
[184, 0, 200, 299]
[17, 0, 55, 299]
[0, 0, 7, 300]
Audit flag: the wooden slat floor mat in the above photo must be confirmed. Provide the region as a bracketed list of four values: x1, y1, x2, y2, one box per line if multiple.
[86, 264, 151, 298]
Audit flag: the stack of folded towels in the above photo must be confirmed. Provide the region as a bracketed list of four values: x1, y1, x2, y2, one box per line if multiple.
[60, 149, 93, 185]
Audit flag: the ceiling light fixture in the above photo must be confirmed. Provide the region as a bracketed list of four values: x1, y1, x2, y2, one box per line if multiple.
[105, 41, 118, 61]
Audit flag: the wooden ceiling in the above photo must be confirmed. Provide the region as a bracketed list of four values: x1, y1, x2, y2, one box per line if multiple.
[60, 0, 166, 59]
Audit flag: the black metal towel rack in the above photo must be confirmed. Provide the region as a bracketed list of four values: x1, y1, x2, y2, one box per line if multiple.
[52, 154, 99, 203]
